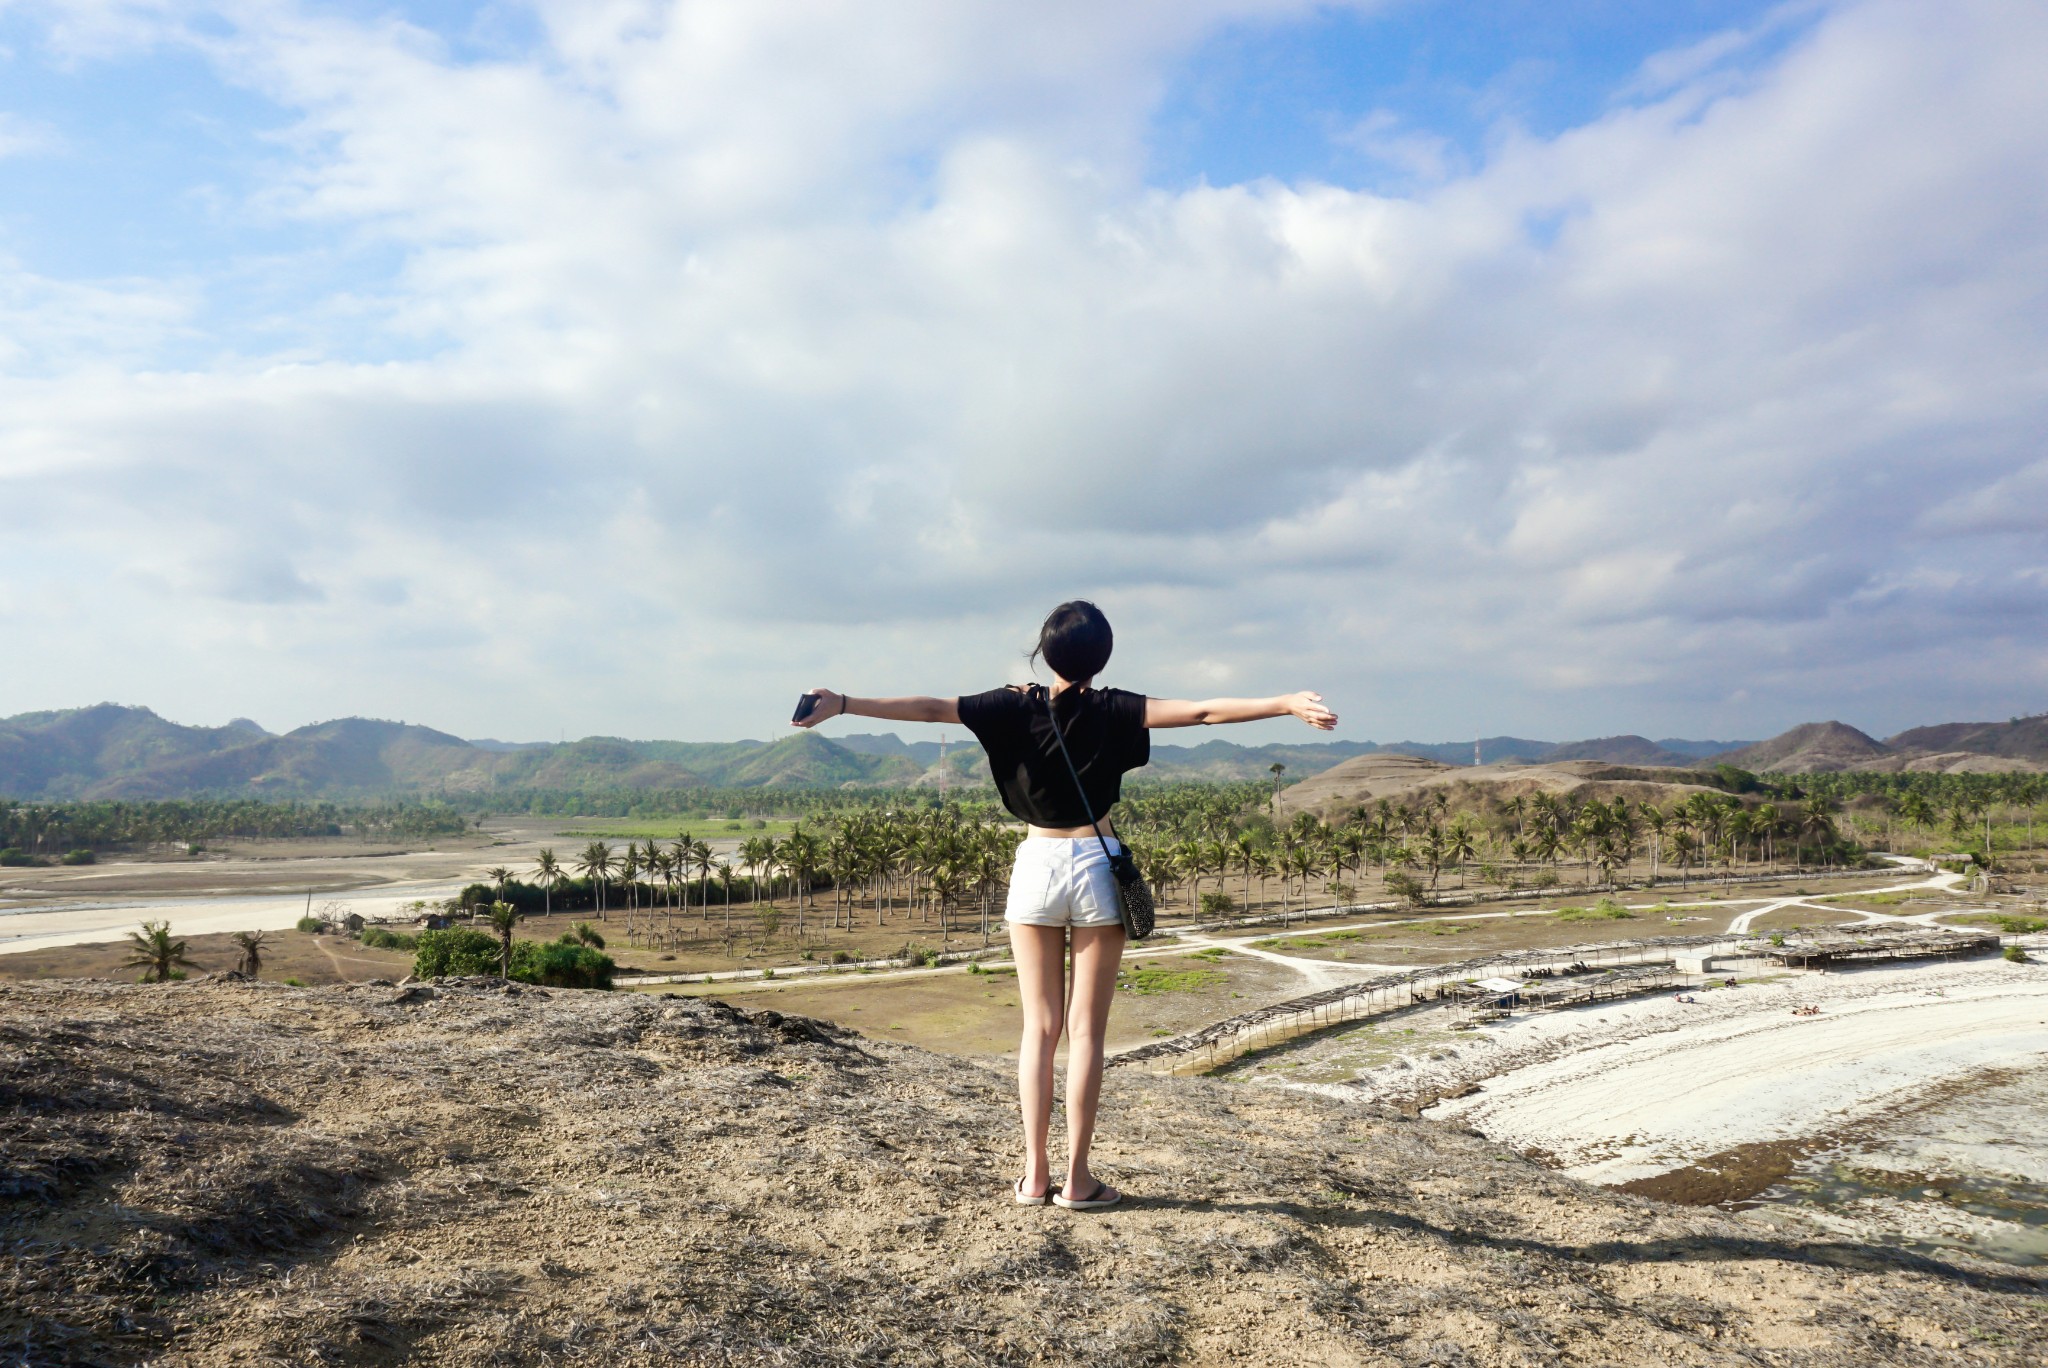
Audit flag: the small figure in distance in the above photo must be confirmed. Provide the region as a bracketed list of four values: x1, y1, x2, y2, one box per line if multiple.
[792, 599, 1335, 1212]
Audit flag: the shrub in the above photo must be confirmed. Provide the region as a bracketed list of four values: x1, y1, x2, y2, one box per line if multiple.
[296, 915, 325, 934]
[1199, 891, 1237, 919]
[1769, 932, 1786, 947]
[281, 977, 305, 986]
[1384, 872, 1428, 905]
[571, 922, 605, 949]
[2004, 945, 2029, 963]
[412, 927, 503, 978]
[901, 943, 940, 967]
[758, 909, 782, 939]
[60, 849, 97, 865]
[186, 842, 204, 856]
[359, 926, 416, 951]
[0, 848, 34, 867]
[508, 938, 615, 989]
[831, 950, 853, 964]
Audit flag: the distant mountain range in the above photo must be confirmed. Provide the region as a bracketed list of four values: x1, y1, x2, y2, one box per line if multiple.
[1712, 718, 2048, 774]
[0, 704, 2037, 800]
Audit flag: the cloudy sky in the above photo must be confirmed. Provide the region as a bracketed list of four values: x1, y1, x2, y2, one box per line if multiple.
[2, 0, 2044, 745]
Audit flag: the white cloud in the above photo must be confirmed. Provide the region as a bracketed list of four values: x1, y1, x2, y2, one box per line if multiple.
[0, 112, 59, 158]
[1, 0, 2046, 743]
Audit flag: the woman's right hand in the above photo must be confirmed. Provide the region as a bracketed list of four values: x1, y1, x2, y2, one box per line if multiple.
[1286, 692, 1337, 730]
[793, 688, 845, 728]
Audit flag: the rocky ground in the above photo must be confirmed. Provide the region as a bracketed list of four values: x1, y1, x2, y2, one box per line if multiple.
[3, 979, 2043, 1367]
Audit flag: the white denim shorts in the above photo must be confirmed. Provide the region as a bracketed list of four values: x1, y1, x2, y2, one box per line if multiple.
[1005, 836, 1126, 928]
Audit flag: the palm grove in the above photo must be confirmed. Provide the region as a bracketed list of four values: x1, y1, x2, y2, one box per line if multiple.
[444, 771, 2048, 961]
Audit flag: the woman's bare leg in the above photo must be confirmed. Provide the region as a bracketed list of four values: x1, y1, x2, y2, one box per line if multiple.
[1062, 924, 1126, 1197]
[1010, 922, 1068, 1197]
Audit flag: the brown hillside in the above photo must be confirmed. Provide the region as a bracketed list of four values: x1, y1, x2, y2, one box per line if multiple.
[4, 979, 2039, 1366]
[1539, 735, 1696, 767]
[1888, 716, 2048, 764]
[1716, 722, 1892, 774]
[1275, 754, 1720, 821]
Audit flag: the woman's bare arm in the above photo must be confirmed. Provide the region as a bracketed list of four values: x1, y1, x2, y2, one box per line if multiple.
[791, 687, 960, 728]
[1144, 692, 1336, 730]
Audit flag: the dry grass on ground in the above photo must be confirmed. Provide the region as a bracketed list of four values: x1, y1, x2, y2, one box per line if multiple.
[647, 949, 1312, 1057]
[4, 979, 2041, 1367]
[1741, 907, 1873, 934]
[1246, 910, 1718, 967]
[0, 929, 414, 986]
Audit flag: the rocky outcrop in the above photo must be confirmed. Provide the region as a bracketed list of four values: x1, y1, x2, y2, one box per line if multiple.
[6, 980, 2033, 1365]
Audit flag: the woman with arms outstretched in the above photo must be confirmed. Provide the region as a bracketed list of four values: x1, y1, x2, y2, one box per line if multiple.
[793, 600, 1335, 1210]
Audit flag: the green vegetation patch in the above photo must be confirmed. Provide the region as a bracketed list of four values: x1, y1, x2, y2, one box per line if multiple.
[1953, 913, 2048, 935]
[1555, 899, 1639, 922]
[1118, 963, 1226, 995]
[1189, 947, 1233, 961]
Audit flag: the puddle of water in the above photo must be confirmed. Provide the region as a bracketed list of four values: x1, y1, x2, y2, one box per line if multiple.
[1617, 1064, 2048, 1266]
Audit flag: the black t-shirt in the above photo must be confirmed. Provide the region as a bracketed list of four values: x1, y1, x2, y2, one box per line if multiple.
[957, 685, 1150, 827]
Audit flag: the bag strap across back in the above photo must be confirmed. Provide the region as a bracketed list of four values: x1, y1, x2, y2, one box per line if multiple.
[1032, 684, 1119, 864]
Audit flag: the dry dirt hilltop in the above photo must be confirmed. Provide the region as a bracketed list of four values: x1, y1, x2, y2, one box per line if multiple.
[4, 979, 2044, 1367]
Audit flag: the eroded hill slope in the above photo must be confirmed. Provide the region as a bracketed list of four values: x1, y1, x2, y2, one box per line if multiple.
[3, 981, 2042, 1366]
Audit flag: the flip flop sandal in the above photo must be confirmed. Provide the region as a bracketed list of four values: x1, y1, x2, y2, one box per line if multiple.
[1053, 1181, 1121, 1211]
[1014, 1176, 1053, 1206]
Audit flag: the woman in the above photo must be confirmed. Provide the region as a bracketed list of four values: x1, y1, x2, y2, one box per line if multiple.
[793, 600, 1335, 1211]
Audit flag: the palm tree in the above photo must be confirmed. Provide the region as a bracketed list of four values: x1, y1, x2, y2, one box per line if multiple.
[231, 929, 268, 979]
[689, 840, 715, 921]
[1670, 830, 1699, 887]
[533, 848, 563, 917]
[486, 900, 521, 977]
[1799, 797, 1838, 868]
[1641, 805, 1669, 885]
[1445, 817, 1478, 889]
[1268, 762, 1286, 811]
[125, 920, 195, 983]
[576, 841, 614, 918]
[716, 858, 737, 938]
[619, 844, 642, 926]
[1233, 832, 1261, 912]
[669, 837, 694, 921]
[486, 866, 513, 902]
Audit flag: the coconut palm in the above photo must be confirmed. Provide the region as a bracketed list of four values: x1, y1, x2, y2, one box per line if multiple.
[230, 928, 268, 978]
[576, 841, 614, 918]
[486, 866, 513, 902]
[486, 900, 521, 977]
[716, 858, 737, 936]
[533, 848, 564, 916]
[124, 920, 195, 983]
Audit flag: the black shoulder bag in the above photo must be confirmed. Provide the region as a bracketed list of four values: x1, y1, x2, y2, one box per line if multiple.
[1035, 686, 1156, 940]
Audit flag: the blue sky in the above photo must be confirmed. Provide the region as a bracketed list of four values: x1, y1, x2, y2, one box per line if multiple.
[1, 1, 2044, 745]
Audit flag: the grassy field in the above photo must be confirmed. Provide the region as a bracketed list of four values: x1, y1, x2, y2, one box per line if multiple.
[547, 817, 800, 841]
[1242, 907, 1739, 966]
[644, 948, 1311, 1056]
[0, 929, 414, 986]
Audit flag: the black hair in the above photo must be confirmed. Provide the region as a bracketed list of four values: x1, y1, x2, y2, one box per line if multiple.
[1030, 600, 1113, 682]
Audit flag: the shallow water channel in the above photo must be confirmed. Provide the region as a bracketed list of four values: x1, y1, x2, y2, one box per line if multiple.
[1724, 1065, 2048, 1267]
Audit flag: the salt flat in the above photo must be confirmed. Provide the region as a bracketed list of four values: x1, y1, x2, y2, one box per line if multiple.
[1423, 958, 2048, 1185]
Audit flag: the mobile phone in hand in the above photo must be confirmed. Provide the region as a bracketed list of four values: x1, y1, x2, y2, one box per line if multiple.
[792, 692, 822, 724]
